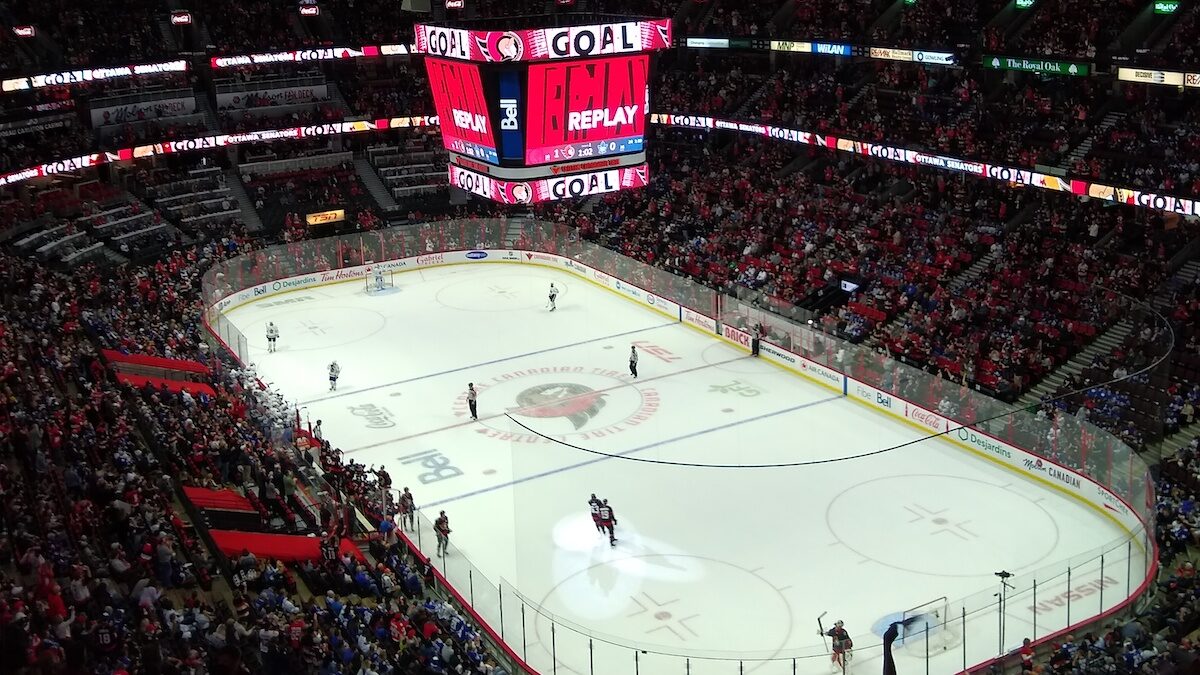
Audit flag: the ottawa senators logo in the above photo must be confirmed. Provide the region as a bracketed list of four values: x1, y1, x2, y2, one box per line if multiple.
[476, 31, 524, 62]
[454, 367, 660, 443]
[512, 383, 606, 430]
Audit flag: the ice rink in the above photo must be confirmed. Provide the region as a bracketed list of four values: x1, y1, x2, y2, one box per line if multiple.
[228, 263, 1132, 674]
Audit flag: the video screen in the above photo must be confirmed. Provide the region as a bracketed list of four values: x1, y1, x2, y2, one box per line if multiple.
[423, 57, 499, 164]
[524, 54, 649, 165]
[449, 162, 649, 204]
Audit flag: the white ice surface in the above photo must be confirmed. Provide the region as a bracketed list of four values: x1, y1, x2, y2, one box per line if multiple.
[228, 263, 1135, 675]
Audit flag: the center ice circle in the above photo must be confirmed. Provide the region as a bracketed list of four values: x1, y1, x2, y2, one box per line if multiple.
[435, 273, 565, 312]
[827, 474, 1060, 577]
[460, 368, 660, 443]
[530, 554, 794, 670]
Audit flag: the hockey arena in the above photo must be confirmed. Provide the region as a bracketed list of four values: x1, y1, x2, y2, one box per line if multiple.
[208, 223, 1153, 675]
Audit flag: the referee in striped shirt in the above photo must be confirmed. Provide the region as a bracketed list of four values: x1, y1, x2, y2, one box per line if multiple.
[629, 345, 639, 378]
[467, 383, 478, 420]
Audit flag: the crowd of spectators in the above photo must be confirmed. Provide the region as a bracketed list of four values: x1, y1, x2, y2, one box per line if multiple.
[0, 119, 1193, 675]
[0, 123, 95, 174]
[785, 0, 885, 43]
[0, 187, 515, 673]
[654, 54, 768, 115]
[323, 0, 416, 48]
[1074, 86, 1200, 200]
[100, 119, 210, 154]
[1, 5, 1200, 675]
[1153, 4, 1199, 69]
[890, 0, 1009, 50]
[201, 0, 322, 54]
[1005, 0, 1142, 60]
[6, 0, 166, 68]
[686, 0, 781, 37]
[343, 64, 434, 119]
[881, 195, 1160, 399]
[220, 103, 346, 136]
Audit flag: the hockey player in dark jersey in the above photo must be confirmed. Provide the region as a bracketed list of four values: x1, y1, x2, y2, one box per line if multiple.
[597, 499, 617, 546]
[588, 494, 603, 533]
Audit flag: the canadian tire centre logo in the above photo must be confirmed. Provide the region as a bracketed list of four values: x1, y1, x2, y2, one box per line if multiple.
[452, 367, 660, 443]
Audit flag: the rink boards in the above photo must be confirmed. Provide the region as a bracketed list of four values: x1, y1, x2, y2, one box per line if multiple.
[209, 247, 1148, 543]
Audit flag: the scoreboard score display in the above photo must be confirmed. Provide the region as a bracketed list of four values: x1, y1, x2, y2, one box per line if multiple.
[424, 58, 498, 164]
[525, 55, 649, 165]
[415, 18, 670, 204]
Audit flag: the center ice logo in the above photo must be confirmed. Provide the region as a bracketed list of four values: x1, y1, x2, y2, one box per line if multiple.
[453, 367, 661, 443]
[512, 383, 607, 430]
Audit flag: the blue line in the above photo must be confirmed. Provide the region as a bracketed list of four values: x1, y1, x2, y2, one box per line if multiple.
[421, 394, 842, 508]
[299, 321, 676, 405]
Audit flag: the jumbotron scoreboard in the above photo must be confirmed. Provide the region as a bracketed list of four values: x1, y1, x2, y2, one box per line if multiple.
[413, 18, 671, 204]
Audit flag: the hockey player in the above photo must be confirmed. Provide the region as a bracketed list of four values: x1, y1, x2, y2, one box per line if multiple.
[822, 620, 853, 669]
[328, 361, 341, 391]
[398, 487, 415, 531]
[597, 499, 617, 546]
[266, 322, 280, 353]
[434, 510, 451, 557]
[467, 383, 478, 420]
[373, 267, 385, 291]
[548, 283, 558, 311]
[588, 493, 603, 533]
[629, 345, 639, 378]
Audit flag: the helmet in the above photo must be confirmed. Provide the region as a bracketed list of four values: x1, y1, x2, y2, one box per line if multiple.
[835, 620, 844, 627]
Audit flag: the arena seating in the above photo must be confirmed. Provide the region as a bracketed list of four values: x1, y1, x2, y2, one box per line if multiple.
[2, 3, 1200, 674]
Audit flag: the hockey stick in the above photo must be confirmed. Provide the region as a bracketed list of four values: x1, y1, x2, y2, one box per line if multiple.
[817, 611, 829, 651]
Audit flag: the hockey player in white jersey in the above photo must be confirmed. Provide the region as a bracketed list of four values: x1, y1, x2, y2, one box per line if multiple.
[373, 267, 385, 291]
[548, 283, 558, 311]
[265, 322, 280, 352]
[328, 361, 341, 390]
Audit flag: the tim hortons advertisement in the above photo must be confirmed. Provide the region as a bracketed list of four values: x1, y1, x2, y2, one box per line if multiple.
[90, 95, 197, 127]
[216, 84, 329, 110]
[682, 307, 717, 333]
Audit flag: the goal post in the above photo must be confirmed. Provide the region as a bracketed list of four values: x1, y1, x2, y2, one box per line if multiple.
[900, 596, 958, 654]
[364, 266, 394, 293]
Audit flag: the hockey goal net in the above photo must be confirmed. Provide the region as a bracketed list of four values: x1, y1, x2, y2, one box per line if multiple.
[900, 596, 958, 655]
[364, 267, 394, 293]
